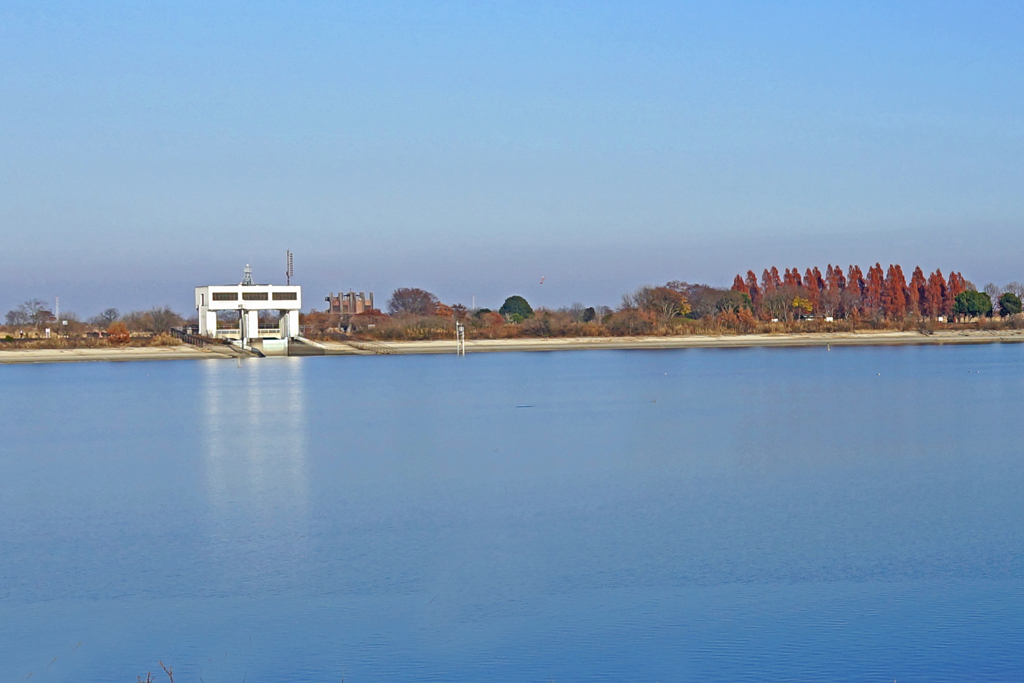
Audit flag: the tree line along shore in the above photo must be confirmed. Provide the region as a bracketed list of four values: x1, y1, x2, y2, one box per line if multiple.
[3, 263, 1024, 352]
[302, 263, 1024, 343]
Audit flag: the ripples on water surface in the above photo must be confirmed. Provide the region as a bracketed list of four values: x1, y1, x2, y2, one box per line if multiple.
[2, 345, 1023, 681]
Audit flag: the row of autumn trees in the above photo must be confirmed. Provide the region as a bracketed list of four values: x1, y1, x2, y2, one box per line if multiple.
[301, 266, 1024, 342]
[731, 264, 1009, 322]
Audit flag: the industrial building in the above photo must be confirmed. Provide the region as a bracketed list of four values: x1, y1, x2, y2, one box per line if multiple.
[325, 291, 375, 316]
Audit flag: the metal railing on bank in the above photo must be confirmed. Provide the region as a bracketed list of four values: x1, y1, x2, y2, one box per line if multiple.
[170, 327, 225, 349]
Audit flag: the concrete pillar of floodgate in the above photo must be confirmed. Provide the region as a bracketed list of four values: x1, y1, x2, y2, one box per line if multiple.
[200, 309, 218, 336]
[244, 310, 260, 340]
[283, 310, 299, 338]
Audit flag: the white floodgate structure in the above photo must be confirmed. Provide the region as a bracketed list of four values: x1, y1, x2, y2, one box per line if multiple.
[195, 266, 301, 351]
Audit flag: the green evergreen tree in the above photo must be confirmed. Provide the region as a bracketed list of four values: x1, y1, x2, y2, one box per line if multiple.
[499, 295, 533, 320]
[998, 292, 1022, 317]
[952, 290, 992, 319]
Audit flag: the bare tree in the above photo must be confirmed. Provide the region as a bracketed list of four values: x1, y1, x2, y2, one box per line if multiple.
[146, 307, 183, 333]
[984, 283, 1002, 314]
[563, 302, 586, 322]
[387, 288, 439, 316]
[4, 308, 29, 326]
[666, 282, 726, 319]
[5, 299, 52, 327]
[90, 308, 120, 326]
[1005, 282, 1024, 299]
[121, 311, 149, 332]
[761, 290, 790, 321]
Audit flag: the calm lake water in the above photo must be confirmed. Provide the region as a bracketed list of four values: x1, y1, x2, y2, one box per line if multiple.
[2, 345, 1023, 681]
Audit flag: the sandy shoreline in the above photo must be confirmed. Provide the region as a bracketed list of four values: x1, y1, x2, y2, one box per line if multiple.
[0, 345, 236, 364]
[321, 329, 1024, 355]
[2, 329, 1023, 364]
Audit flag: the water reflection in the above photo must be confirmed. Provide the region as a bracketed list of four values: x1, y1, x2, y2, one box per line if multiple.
[4, 347, 1024, 681]
[201, 359, 309, 555]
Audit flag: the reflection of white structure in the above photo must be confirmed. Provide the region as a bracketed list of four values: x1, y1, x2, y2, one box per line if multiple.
[195, 266, 301, 343]
[202, 360, 309, 558]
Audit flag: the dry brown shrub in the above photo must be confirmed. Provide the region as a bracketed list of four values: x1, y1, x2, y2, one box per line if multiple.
[108, 322, 131, 345]
[480, 311, 504, 327]
[148, 333, 182, 346]
[520, 314, 553, 337]
[368, 315, 456, 341]
[717, 311, 740, 331]
[735, 308, 758, 333]
[605, 309, 657, 336]
[22, 338, 66, 349]
[495, 324, 524, 339]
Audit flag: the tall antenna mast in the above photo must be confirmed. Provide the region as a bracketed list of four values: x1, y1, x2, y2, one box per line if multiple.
[286, 250, 294, 286]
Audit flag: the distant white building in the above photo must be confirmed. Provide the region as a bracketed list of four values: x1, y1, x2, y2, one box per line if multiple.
[195, 266, 301, 344]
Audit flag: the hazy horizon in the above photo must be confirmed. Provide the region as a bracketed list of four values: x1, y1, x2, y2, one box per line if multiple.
[2, 2, 1022, 317]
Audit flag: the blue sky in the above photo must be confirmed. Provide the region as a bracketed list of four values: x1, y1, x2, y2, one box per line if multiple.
[2, 1, 1022, 316]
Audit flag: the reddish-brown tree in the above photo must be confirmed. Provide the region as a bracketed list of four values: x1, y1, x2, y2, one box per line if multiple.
[745, 271, 760, 304]
[926, 270, 946, 318]
[803, 267, 823, 313]
[908, 266, 926, 316]
[847, 265, 865, 297]
[897, 265, 910, 315]
[822, 265, 842, 317]
[945, 271, 966, 316]
[843, 265, 864, 317]
[810, 267, 824, 290]
[948, 272, 966, 296]
[865, 264, 885, 318]
[732, 275, 749, 297]
[882, 264, 908, 319]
